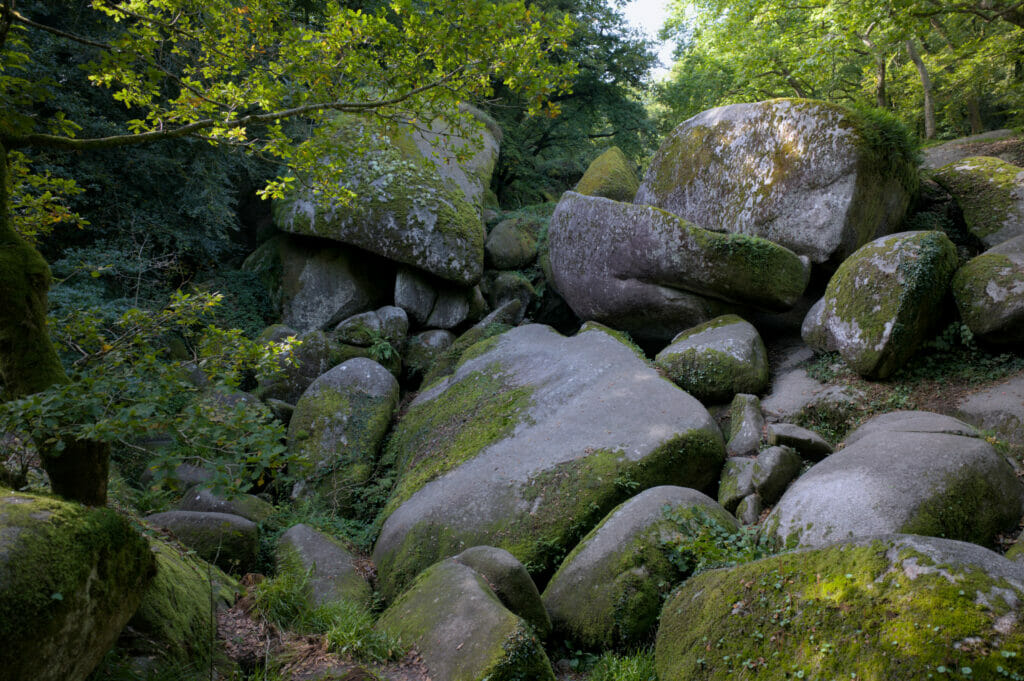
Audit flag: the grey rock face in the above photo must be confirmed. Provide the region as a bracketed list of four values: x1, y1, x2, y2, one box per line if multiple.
[242, 234, 392, 333]
[426, 283, 473, 329]
[376, 306, 410, 343]
[735, 494, 763, 525]
[726, 394, 764, 458]
[958, 374, 1024, 446]
[288, 358, 399, 513]
[655, 315, 769, 404]
[377, 560, 554, 681]
[813, 231, 958, 379]
[453, 546, 551, 638]
[542, 486, 736, 648]
[766, 411, 1024, 548]
[373, 323, 725, 600]
[752, 446, 802, 505]
[403, 329, 457, 380]
[636, 99, 915, 264]
[176, 486, 275, 523]
[921, 129, 1017, 169]
[144, 511, 258, 572]
[394, 267, 438, 327]
[765, 423, 833, 461]
[547, 192, 809, 342]
[717, 458, 756, 513]
[953, 235, 1024, 345]
[277, 524, 372, 608]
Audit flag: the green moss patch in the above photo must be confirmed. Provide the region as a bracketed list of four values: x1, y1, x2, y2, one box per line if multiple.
[575, 147, 640, 202]
[934, 156, 1024, 243]
[656, 539, 1024, 680]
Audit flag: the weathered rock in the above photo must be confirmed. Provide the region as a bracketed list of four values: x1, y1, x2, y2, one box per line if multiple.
[242, 234, 392, 333]
[813, 231, 958, 379]
[485, 217, 539, 270]
[656, 535, 1024, 681]
[766, 411, 1024, 548]
[258, 329, 341, 405]
[718, 458, 756, 513]
[655, 315, 769, 404]
[933, 155, 1024, 248]
[273, 116, 484, 285]
[574, 146, 640, 202]
[482, 270, 536, 313]
[548, 192, 809, 342]
[377, 560, 554, 681]
[542, 486, 736, 648]
[636, 98, 917, 264]
[426, 282, 473, 329]
[403, 329, 456, 381]
[394, 267, 438, 327]
[957, 373, 1024, 446]
[376, 305, 410, 344]
[752, 446, 802, 505]
[277, 524, 372, 608]
[288, 358, 399, 513]
[373, 323, 725, 600]
[953, 235, 1024, 345]
[419, 300, 521, 388]
[734, 494, 762, 525]
[922, 129, 1018, 169]
[765, 422, 833, 461]
[800, 297, 837, 352]
[0, 491, 155, 681]
[126, 539, 237, 664]
[726, 394, 764, 458]
[176, 486, 275, 523]
[453, 546, 551, 638]
[145, 511, 258, 572]
[333, 311, 381, 346]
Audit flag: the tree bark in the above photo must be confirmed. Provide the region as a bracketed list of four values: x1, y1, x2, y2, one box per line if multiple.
[967, 97, 984, 134]
[0, 143, 108, 505]
[905, 39, 936, 139]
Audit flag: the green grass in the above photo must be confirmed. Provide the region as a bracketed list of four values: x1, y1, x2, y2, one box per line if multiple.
[589, 649, 658, 681]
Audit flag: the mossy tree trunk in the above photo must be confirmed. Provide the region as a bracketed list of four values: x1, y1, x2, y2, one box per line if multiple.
[0, 143, 108, 505]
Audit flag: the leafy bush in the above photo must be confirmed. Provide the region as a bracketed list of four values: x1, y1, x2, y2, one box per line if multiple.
[659, 506, 777, 577]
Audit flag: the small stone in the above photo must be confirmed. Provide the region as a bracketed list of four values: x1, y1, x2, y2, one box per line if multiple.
[718, 458, 756, 513]
[752, 446, 803, 505]
[766, 423, 833, 461]
[726, 393, 764, 457]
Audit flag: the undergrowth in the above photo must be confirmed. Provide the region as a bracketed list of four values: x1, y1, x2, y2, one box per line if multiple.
[660, 506, 777, 577]
[589, 649, 658, 681]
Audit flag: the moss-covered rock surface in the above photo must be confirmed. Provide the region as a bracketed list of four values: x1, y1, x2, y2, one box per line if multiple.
[933, 155, 1024, 248]
[816, 230, 958, 379]
[574, 146, 640, 202]
[0, 489, 155, 681]
[656, 535, 1024, 680]
[372, 323, 725, 600]
[953, 235, 1024, 345]
[636, 98, 917, 264]
[377, 559, 555, 681]
[654, 315, 770, 404]
[542, 486, 736, 649]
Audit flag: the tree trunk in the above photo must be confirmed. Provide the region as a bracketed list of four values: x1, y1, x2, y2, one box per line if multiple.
[967, 97, 984, 134]
[0, 143, 108, 505]
[874, 56, 888, 109]
[906, 39, 936, 139]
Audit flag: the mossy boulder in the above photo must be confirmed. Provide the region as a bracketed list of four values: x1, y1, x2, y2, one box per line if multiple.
[766, 411, 1024, 548]
[485, 217, 540, 270]
[145, 510, 259, 573]
[273, 115, 485, 286]
[718, 458, 756, 513]
[953, 235, 1024, 346]
[812, 230, 958, 379]
[574, 146, 640, 202]
[377, 559, 555, 681]
[403, 329, 456, 383]
[257, 329, 343, 405]
[922, 129, 1018, 169]
[176, 485, 275, 523]
[419, 300, 520, 388]
[656, 534, 1024, 680]
[288, 358, 399, 513]
[933, 155, 1024, 248]
[481, 270, 537, 313]
[654, 315, 770, 404]
[542, 486, 736, 649]
[453, 546, 551, 638]
[242, 233, 392, 333]
[636, 98, 917, 264]
[548, 192, 809, 342]
[276, 524, 372, 608]
[0, 490, 156, 681]
[125, 539, 238, 664]
[373, 323, 725, 600]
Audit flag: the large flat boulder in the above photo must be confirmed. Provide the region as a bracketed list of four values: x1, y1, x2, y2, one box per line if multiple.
[273, 115, 485, 286]
[372, 323, 725, 600]
[377, 559, 554, 681]
[548, 191, 809, 342]
[805, 230, 958, 378]
[656, 535, 1024, 680]
[0, 490, 155, 681]
[636, 99, 917, 264]
[766, 411, 1024, 548]
[542, 486, 735, 648]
